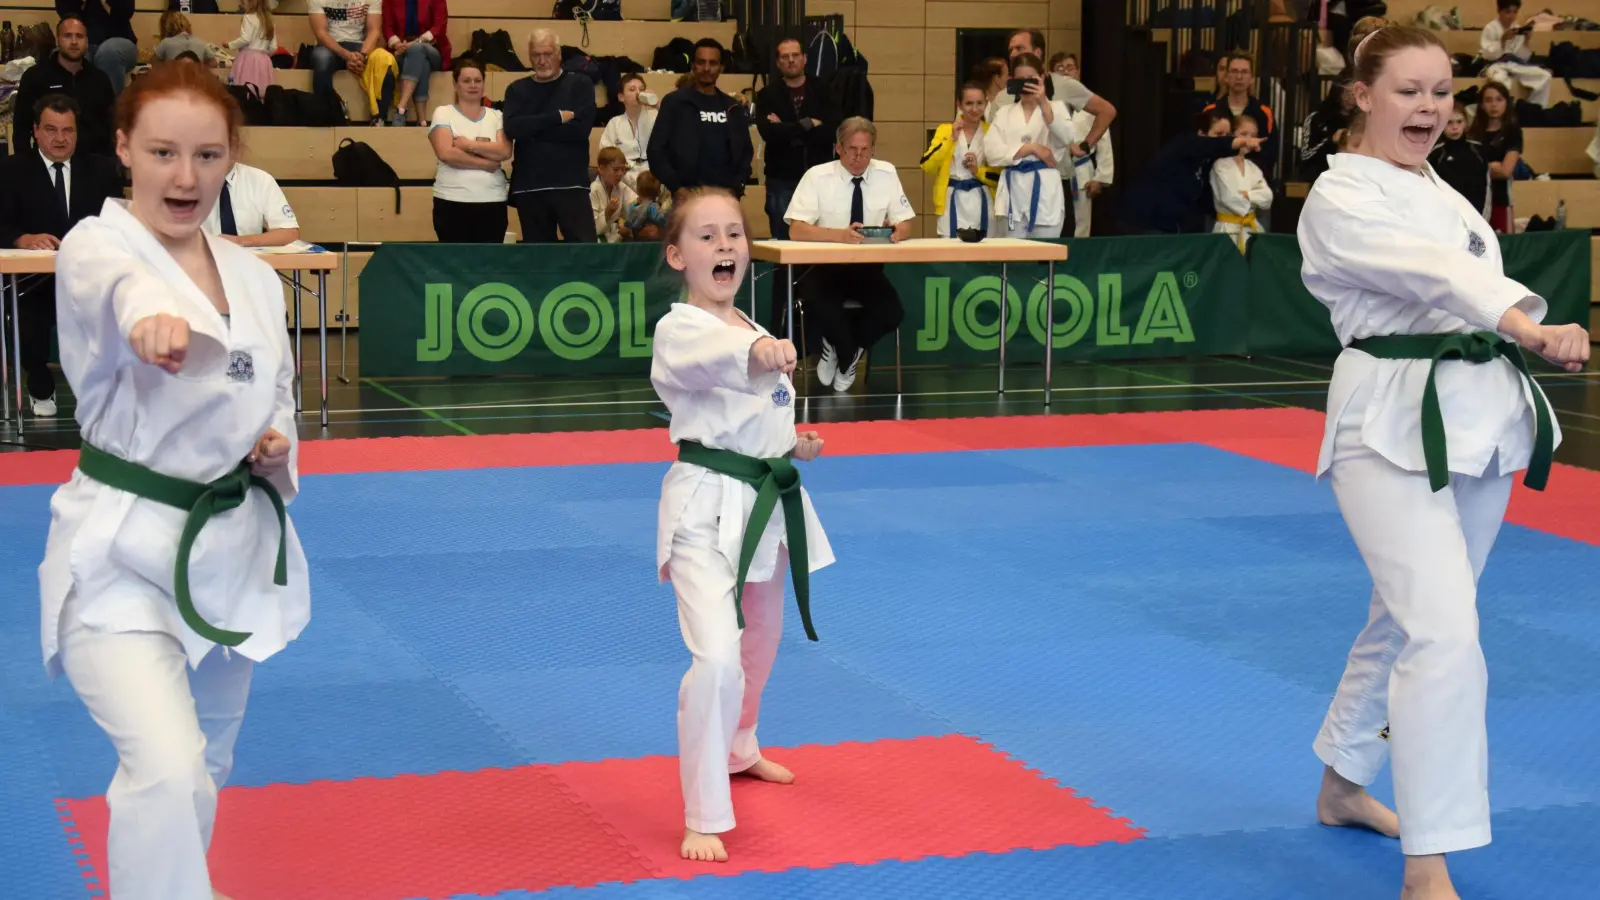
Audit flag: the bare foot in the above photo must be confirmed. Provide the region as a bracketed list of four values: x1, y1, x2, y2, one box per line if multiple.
[1317, 766, 1400, 838]
[735, 758, 794, 784]
[1401, 854, 1460, 900]
[681, 828, 728, 862]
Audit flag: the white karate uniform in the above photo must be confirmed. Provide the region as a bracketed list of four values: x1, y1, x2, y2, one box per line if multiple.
[1298, 153, 1559, 857]
[935, 127, 995, 238]
[982, 99, 1076, 238]
[599, 107, 658, 189]
[43, 199, 310, 899]
[652, 303, 834, 834]
[1060, 106, 1113, 237]
[1210, 155, 1272, 250]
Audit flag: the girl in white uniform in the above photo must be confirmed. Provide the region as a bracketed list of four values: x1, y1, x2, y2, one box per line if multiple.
[921, 82, 997, 238]
[1297, 25, 1588, 900]
[41, 60, 310, 900]
[982, 53, 1076, 238]
[651, 188, 834, 864]
[1210, 114, 1273, 251]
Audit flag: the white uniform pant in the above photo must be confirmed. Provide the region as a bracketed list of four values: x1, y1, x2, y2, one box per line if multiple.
[59, 595, 255, 900]
[995, 218, 1064, 239]
[1314, 398, 1512, 857]
[669, 488, 786, 835]
[1071, 189, 1093, 237]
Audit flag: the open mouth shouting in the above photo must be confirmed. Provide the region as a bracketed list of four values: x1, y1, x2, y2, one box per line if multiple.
[712, 260, 738, 284]
[165, 197, 203, 220]
[1402, 122, 1437, 149]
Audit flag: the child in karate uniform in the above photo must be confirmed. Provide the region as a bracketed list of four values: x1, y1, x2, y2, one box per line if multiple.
[1211, 114, 1273, 251]
[650, 187, 835, 863]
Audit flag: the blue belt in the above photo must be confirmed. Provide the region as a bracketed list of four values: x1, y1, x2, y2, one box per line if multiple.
[947, 177, 988, 236]
[1070, 153, 1096, 200]
[1007, 158, 1052, 234]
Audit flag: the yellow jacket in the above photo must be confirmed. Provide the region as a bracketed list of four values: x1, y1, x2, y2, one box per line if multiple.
[360, 47, 400, 117]
[920, 122, 1001, 217]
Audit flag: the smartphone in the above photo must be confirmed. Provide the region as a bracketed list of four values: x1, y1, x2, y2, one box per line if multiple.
[1005, 77, 1054, 100]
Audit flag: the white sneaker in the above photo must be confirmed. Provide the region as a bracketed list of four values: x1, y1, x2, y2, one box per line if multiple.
[29, 394, 57, 417]
[832, 349, 863, 392]
[815, 340, 838, 386]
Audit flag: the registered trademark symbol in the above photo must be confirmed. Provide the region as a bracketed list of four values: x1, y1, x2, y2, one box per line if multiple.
[1183, 272, 1199, 288]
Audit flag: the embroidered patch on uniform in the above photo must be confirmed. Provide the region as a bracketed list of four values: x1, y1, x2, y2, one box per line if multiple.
[227, 350, 255, 383]
[1379, 724, 1390, 741]
[1467, 231, 1486, 257]
[283, 205, 295, 219]
[772, 384, 791, 407]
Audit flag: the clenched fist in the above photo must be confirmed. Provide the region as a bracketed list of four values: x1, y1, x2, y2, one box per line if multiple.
[129, 314, 191, 373]
[1524, 323, 1590, 372]
[793, 430, 824, 462]
[750, 336, 798, 376]
[248, 429, 292, 474]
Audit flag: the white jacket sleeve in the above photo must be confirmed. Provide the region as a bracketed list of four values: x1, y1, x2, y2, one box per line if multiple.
[1246, 163, 1273, 211]
[650, 312, 780, 396]
[1300, 193, 1544, 331]
[982, 110, 1025, 167]
[1210, 160, 1253, 216]
[263, 269, 300, 502]
[1093, 128, 1114, 184]
[1046, 101, 1077, 149]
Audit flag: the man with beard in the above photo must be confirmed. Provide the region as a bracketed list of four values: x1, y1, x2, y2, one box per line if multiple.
[648, 39, 754, 202]
[11, 16, 116, 157]
[753, 37, 837, 239]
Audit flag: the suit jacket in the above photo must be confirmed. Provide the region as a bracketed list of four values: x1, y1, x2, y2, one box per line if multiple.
[381, 0, 452, 69]
[0, 152, 124, 248]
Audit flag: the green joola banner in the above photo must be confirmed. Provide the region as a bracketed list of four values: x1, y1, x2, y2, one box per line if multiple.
[357, 230, 1592, 377]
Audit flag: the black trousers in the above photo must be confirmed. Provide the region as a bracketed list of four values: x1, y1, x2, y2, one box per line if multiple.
[432, 196, 510, 243]
[514, 189, 597, 243]
[792, 263, 904, 364]
[17, 276, 56, 400]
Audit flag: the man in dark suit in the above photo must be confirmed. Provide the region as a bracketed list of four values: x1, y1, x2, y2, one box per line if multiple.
[0, 94, 124, 417]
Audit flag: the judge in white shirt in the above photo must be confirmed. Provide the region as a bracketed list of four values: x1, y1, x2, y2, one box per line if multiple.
[783, 116, 915, 392]
[202, 161, 299, 247]
[599, 73, 658, 189]
[982, 54, 1076, 238]
[1296, 25, 1586, 900]
[1210, 114, 1272, 251]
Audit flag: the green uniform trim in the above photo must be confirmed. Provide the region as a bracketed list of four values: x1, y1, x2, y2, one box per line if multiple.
[76, 442, 288, 646]
[676, 440, 817, 641]
[1350, 331, 1554, 493]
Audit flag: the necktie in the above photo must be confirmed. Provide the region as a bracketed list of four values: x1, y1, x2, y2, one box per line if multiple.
[219, 181, 238, 236]
[850, 175, 864, 225]
[53, 162, 67, 222]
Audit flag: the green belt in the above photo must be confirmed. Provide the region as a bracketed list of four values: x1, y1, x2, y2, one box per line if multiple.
[677, 440, 817, 642]
[76, 442, 288, 646]
[1350, 331, 1554, 493]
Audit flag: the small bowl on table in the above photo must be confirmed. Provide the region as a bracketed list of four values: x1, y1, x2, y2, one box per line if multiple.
[956, 228, 985, 243]
[858, 226, 894, 244]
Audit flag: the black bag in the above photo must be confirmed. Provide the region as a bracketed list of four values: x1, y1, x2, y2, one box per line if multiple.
[265, 85, 345, 127]
[468, 29, 526, 72]
[168, 0, 220, 11]
[652, 37, 696, 73]
[332, 138, 402, 213]
[229, 84, 271, 127]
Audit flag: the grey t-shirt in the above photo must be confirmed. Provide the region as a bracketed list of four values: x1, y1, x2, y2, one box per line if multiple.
[155, 34, 214, 62]
[987, 74, 1095, 120]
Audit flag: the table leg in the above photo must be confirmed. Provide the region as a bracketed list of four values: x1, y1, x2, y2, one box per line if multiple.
[292, 271, 303, 412]
[748, 263, 757, 319]
[318, 270, 329, 429]
[1044, 261, 1056, 407]
[339, 247, 351, 384]
[787, 263, 800, 396]
[997, 263, 1009, 394]
[10, 276, 23, 436]
[0, 275, 11, 425]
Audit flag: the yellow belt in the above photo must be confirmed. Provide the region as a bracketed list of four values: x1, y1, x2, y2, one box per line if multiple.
[1215, 210, 1258, 253]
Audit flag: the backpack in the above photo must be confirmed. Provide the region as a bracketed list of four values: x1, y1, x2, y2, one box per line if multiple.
[264, 85, 345, 127]
[831, 65, 873, 121]
[228, 83, 271, 127]
[332, 138, 402, 213]
[168, 0, 220, 11]
[652, 37, 696, 73]
[806, 31, 838, 79]
[468, 29, 527, 72]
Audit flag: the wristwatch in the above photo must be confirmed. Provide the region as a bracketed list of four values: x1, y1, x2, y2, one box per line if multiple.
[1078, 140, 1091, 153]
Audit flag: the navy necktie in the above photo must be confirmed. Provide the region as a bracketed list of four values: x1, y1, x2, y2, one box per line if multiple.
[850, 175, 864, 225]
[219, 182, 238, 236]
[53, 162, 68, 222]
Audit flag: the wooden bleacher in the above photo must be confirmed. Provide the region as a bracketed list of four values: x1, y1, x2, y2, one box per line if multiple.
[1453, 76, 1600, 123]
[0, 0, 673, 19]
[1437, 29, 1600, 57]
[1512, 179, 1600, 228]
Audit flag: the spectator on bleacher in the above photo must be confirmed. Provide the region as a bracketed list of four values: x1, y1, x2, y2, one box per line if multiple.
[1116, 109, 1260, 235]
[0, 94, 123, 416]
[922, 82, 997, 238]
[12, 17, 115, 157]
[599, 73, 659, 188]
[784, 117, 914, 393]
[1481, 1, 1531, 63]
[1201, 52, 1278, 178]
[624, 171, 668, 241]
[1468, 82, 1522, 233]
[1298, 81, 1354, 182]
[647, 38, 753, 201]
[1210, 114, 1272, 252]
[1429, 109, 1492, 219]
[983, 54, 1075, 238]
[55, 0, 137, 96]
[228, 0, 278, 97]
[754, 37, 837, 240]
[202, 161, 300, 247]
[504, 30, 597, 242]
[430, 58, 511, 243]
[308, 0, 381, 100]
[154, 12, 215, 65]
[1054, 52, 1114, 237]
[991, 30, 1115, 162]
[381, 0, 451, 127]
[591, 147, 637, 243]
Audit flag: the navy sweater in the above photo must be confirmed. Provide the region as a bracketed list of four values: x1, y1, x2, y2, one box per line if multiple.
[503, 72, 596, 194]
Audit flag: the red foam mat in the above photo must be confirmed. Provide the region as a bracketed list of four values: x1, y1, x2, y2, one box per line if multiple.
[57, 736, 1140, 899]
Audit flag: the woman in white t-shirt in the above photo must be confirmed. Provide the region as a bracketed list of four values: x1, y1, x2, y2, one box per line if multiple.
[599, 73, 658, 189]
[429, 59, 512, 242]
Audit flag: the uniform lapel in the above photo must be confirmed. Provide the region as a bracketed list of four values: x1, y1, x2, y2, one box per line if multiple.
[102, 200, 231, 351]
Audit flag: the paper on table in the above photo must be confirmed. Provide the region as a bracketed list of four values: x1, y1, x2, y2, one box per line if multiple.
[253, 240, 326, 255]
[0, 248, 58, 257]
